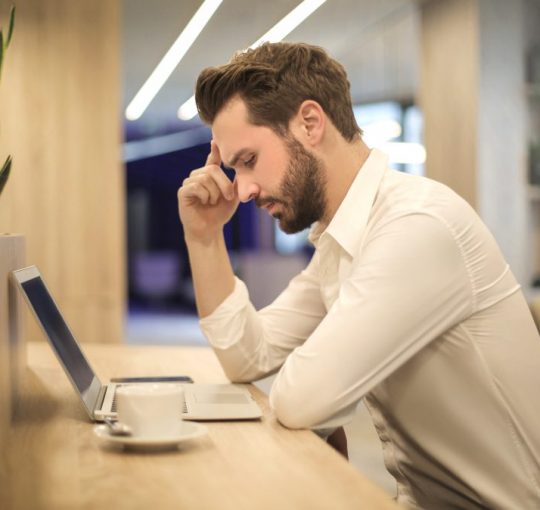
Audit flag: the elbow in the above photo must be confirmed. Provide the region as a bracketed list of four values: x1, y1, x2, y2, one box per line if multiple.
[272, 389, 356, 432]
[270, 388, 320, 430]
[270, 375, 352, 430]
[219, 361, 257, 384]
[212, 343, 276, 384]
[226, 370, 255, 384]
[211, 346, 259, 383]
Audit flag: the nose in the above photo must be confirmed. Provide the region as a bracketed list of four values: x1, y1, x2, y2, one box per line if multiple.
[235, 175, 260, 203]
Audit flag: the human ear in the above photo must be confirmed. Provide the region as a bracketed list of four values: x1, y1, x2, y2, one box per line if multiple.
[294, 100, 325, 146]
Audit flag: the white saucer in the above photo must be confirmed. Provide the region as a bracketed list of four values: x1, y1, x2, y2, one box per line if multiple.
[94, 421, 207, 451]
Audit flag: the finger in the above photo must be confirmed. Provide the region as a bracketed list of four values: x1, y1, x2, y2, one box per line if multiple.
[183, 173, 223, 205]
[205, 165, 236, 200]
[205, 140, 221, 167]
[180, 181, 211, 205]
[191, 166, 235, 201]
[196, 173, 223, 205]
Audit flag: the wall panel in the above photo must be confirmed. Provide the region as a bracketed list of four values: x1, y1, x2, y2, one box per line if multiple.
[420, 0, 478, 208]
[420, 0, 532, 289]
[0, 0, 125, 343]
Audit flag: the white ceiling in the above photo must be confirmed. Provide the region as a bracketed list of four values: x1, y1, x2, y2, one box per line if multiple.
[122, 0, 419, 136]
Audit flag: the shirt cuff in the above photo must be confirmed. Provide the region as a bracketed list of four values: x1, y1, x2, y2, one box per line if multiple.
[199, 277, 250, 348]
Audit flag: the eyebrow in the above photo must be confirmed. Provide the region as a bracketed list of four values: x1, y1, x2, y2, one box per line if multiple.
[225, 148, 252, 169]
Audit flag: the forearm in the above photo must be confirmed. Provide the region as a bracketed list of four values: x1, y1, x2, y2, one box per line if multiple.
[200, 262, 326, 383]
[185, 232, 235, 318]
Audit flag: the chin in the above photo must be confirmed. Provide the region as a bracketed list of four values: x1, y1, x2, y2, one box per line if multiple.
[278, 221, 303, 235]
[276, 211, 314, 234]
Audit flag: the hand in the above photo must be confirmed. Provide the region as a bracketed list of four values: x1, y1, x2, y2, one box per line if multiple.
[178, 141, 239, 242]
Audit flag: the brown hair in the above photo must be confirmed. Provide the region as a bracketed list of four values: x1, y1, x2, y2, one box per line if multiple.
[195, 42, 361, 141]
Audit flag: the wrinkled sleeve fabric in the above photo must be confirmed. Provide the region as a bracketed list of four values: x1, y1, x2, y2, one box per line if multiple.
[199, 255, 327, 383]
[270, 212, 475, 430]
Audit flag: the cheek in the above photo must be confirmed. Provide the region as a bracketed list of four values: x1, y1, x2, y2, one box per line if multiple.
[260, 153, 289, 188]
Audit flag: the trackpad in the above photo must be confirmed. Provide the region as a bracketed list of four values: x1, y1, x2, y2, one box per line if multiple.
[194, 393, 250, 404]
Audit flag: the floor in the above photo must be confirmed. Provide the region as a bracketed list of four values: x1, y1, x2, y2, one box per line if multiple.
[126, 312, 397, 497]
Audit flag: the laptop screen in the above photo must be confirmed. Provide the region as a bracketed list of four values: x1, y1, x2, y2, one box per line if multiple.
[15, 268, 101, 416]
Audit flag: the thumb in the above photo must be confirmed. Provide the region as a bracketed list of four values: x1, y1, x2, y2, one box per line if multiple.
[206, 140, 221, 167]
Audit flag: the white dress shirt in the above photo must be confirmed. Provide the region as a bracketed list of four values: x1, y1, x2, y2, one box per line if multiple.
[200, 149, 540, 509]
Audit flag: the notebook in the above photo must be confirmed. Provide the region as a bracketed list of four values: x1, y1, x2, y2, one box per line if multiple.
[12, 265, 262, 422]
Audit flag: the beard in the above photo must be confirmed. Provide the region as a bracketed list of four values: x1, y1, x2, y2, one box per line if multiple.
[256, 135, 328, 234]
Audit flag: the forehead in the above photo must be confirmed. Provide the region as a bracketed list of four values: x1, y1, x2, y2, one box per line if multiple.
[212, 97, 283, 166]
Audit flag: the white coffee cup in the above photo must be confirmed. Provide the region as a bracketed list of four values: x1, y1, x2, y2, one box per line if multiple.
[116, 384, 184, 438]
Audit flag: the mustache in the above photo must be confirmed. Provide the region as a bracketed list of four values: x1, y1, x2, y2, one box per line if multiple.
[255, 197, 285, 208]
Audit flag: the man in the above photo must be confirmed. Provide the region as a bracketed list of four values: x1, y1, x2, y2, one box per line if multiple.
[178, 42, 540, 509]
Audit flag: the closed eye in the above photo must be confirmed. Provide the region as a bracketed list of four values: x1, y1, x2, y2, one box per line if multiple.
[243, 155, 256, 168]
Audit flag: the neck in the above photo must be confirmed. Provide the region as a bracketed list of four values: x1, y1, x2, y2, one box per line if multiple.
[319, 133, 371, 227]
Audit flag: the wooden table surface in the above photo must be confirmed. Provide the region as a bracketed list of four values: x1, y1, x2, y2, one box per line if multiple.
[0, 342, 400, 510]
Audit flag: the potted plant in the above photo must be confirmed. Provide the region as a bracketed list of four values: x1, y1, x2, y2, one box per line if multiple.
[0, 5, 15, 196]
[0, 5, 22, 441]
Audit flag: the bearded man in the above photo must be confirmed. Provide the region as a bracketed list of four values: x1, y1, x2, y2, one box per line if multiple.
[177, 42, 540, 510]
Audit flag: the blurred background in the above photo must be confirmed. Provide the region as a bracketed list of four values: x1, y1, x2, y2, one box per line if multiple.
[126, 0, 539, 340]
[1, 0, 539, 494]
[1, 0, 539, 345]
[123, 0, 428, 340]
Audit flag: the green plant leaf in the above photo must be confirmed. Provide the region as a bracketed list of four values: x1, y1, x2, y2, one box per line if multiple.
[6, 5, 15, 48]
[0, 155, 12, 196]
[0, 30, 4, 78]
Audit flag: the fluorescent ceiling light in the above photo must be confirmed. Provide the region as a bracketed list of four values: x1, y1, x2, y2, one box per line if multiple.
[178, 96, 198, 121]
[126, 0, 223, 121]
[177, 0, 327, 120]
[250, 0, 327, 48]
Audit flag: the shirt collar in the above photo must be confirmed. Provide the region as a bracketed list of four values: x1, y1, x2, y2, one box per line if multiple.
[309, 148, 388, 256]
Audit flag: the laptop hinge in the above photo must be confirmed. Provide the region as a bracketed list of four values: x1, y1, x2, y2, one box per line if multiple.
[94, 385, 108, 412]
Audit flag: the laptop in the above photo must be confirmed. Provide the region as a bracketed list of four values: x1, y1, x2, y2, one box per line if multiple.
[12, 265, 262, 422]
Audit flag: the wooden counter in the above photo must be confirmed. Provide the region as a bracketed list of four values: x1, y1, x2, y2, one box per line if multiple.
[0, 342, 400, 510]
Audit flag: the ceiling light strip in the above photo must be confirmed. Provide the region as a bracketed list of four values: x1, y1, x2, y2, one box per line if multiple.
[126, 0, 223, 121]
[178, 96, 198, 122]
[250, 0, 327, 48]
[177, 0, 327, 120]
